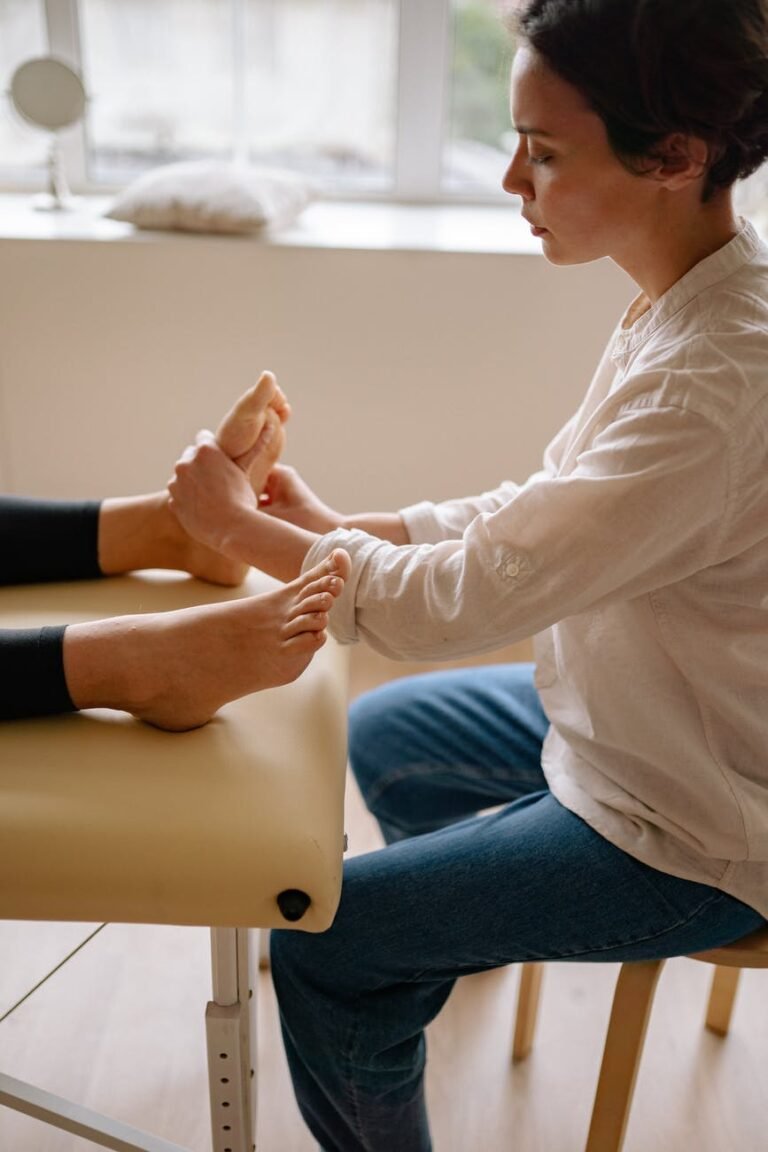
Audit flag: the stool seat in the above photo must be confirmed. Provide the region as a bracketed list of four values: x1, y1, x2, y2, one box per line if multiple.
[688, 923, 768, 968]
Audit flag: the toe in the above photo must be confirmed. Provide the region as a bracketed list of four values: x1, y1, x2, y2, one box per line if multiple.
[216, 371, 277, 458]
[285, 609, 329, 637]
[294, 590, 335, 615]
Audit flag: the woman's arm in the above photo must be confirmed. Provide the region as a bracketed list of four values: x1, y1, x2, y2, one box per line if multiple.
[169, 434, 321, 581]
[260, 464, 411, 545]
[169, 402, 730, 665]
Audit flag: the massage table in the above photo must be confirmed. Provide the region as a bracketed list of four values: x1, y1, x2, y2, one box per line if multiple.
[0, 568, 349, 1151]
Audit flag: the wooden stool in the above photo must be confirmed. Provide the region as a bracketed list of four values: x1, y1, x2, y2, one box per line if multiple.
[512, 924, 768, 1152]
[0, 569, 350, 1152]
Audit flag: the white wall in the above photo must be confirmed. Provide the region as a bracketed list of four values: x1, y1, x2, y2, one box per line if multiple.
[0, 232, 633, 510]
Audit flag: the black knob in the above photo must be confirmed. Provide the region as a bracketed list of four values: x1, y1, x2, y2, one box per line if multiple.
[277, 889, 311, 922]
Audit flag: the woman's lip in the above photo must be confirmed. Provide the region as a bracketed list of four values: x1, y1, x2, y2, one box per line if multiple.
[530, 225, 548, 237]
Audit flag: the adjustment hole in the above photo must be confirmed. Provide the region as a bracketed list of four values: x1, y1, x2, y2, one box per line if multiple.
[219, 1052, 228, 1059]
[220, 1077, 229, 1084]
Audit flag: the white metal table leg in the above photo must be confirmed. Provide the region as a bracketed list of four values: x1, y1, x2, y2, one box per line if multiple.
[207, 927, 258, 1152]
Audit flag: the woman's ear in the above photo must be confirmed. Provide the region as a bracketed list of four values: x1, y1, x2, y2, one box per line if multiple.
[649, 132, 710, 189]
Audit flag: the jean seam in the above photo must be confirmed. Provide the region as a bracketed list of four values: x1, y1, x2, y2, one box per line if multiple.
[364, 760, 545, 814]
[342, 998, 371, 1152]
[524, 889, 725, 963]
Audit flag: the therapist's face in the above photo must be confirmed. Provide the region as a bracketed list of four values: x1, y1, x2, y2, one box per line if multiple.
[502, 46, 661, 268]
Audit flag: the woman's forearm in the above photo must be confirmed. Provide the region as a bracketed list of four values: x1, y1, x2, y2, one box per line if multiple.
[220, 504, 321, 582]
[341, 512, 410, 544]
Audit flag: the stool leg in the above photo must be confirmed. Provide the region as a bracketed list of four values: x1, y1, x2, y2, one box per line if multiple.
[513, 962, 544, 1062]
[705, 966, 740, 1037]
[585, 959, 665, 1152]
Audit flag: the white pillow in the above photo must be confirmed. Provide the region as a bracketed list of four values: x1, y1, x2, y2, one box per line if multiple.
[104, 160, 316, 235]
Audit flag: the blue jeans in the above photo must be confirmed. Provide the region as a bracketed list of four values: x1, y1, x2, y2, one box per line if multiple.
[270, 663, 764, 1152]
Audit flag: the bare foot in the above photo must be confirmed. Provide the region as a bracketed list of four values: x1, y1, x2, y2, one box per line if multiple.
[99, 492, 249, 586]
[64, 550, 351, 731]
[216, 371, 291, 494]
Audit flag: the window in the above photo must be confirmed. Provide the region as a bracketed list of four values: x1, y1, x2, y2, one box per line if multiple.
[0, 0, 515, 203]
[446, 0, 515, 194]
[0, 0, 48, 177]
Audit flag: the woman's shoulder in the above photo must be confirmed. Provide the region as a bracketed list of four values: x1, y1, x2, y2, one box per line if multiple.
[623, 258, 768, 424]
[609, 329, 767, 446]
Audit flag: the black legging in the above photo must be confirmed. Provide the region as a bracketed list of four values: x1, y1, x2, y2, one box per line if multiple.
[0, 496, 102, 720]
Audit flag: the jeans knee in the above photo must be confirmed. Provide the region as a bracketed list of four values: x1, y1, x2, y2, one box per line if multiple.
[270, 925, 316, 991]
[348, 689, 392, 805]
[271, 923, 357, 1008]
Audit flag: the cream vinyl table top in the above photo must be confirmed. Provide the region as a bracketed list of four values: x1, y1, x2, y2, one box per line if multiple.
[0, 569, 349, 931]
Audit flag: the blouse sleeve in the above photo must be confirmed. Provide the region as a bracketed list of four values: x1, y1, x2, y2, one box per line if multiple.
[302, 402, 730, 661]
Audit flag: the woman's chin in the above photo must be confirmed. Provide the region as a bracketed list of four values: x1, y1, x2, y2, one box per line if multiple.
[539, 236, 599, 268]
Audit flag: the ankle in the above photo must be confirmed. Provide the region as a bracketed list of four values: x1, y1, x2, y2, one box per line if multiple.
[99, 492, 177, 574]
[63, 615, 160, 715]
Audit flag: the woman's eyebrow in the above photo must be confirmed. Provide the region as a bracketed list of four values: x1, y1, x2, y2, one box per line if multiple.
[514, 125, 555, 137]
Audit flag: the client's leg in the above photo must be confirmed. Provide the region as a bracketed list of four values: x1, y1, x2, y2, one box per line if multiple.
[63, 549, 350, 731]
[98, 491, 249, 585]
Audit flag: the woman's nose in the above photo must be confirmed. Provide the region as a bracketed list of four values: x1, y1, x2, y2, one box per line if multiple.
[502, 147, 533, 201]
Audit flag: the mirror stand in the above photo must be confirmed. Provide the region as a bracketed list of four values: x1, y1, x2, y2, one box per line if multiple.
[10, 56, 87, 213]
[34, 135, 79, 212]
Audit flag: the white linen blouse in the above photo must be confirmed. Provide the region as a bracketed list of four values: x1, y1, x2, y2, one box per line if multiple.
[303, 220, 768, 918]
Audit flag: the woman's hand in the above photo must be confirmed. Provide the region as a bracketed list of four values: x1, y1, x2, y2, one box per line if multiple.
[260, 464, 346, 534]
[168, 431, 260, 559]
[169, 432, 320, 581]
[261, 464, 411, 545]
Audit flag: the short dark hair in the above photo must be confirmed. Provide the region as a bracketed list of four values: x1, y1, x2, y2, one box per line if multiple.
[515, 0, 768, 199]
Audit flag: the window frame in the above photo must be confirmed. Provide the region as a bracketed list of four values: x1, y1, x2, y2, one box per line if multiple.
[37, 0, 509, 205]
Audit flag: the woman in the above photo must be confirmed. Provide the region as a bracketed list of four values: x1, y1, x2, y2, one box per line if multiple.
[1, 373, 348, 730]
[169, 1, 768, 1147]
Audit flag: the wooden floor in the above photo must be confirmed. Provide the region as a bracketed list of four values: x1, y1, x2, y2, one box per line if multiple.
[1, 645, 766, 1152]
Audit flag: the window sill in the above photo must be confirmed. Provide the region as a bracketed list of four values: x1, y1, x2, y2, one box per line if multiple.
[0, 194, 541, 257]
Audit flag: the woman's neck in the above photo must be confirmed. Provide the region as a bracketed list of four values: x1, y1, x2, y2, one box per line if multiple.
[616, 189, 740, 304]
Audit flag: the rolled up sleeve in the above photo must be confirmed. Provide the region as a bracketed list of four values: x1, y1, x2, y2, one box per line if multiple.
[304, 403, 728, 661]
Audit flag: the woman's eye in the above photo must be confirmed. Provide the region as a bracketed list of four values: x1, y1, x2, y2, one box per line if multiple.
[529, 153, 553, 166]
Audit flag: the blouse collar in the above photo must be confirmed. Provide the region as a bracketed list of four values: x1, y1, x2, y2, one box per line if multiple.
[612, 219, 763, 358]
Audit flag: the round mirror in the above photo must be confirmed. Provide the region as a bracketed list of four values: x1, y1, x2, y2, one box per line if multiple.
[9, 56, 87, 211]
[10, 56, 86, 132]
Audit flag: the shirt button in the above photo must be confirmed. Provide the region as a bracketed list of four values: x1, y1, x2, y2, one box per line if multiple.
[504, 560, 520, 578]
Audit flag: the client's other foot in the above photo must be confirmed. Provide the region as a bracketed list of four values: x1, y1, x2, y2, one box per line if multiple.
[216, 371, 291, 494]
[99, 492, 249, 587]
[64, 550, 351, 731]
